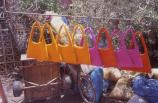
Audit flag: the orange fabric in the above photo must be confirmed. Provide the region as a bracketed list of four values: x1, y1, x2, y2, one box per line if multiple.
[43, 22, 61, 62]
[97, 28, 117, 67]
[57, 25, 76, 64]
[72, 24, 91, 64]
[123, 32, 151, 73]
[26, 21, 48, 61]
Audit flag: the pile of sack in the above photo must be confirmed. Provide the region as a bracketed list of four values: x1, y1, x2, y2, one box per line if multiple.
[86, 66, 158, 103]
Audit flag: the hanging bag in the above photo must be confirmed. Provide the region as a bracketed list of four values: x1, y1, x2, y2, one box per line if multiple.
[72, 24, 91, 64]
[96, 28, 117, 67]
[43, 22, 61, 62]
[57, 25, 76, 64]
[134, 32, 151, 72]
[123, 27, 143, 68]
[26, 21, 48, 61]
[111, 29, 133, 67]
[85, 27, 102, 66]
[123, 32, 151, 73]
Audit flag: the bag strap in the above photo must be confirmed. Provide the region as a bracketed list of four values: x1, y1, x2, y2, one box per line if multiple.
[123, 27, 139, 49]
[85, 27, 97, 48]
[72, 24, 88, 47]
[43, 22, 57, 45]
[96, 28, 112, 48]
[56, 24, 72, 46]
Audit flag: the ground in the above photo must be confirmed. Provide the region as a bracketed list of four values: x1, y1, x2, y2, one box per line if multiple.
[0, 76, 127, 103]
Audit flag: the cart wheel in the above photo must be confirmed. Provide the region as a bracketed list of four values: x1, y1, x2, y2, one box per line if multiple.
[78, 75, 96, 103]
[13, 81, 23, 97]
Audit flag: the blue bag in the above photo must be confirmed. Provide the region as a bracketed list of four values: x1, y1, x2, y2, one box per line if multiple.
[132, 75, 158, 103]
[90, 68, 109, 103]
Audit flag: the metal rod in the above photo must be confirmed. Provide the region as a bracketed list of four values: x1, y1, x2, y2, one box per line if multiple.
[3, 0, 6, 11]
[0, 29, 8, 31]
[5, 10, 135, 21]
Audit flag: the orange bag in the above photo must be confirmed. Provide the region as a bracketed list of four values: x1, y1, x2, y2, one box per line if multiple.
[72, 24, 91, 64]
[26, 21, 48, 61]
[96, 28, 117, 67]
[56, 25, 76, 64]
[43, 22, 61, 62]
[123, 32, 151, 73]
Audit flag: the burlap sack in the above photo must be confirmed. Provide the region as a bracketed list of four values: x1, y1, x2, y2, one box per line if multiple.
[151, 68, 158, 79]
[103, 67, 122, 81]
[109, 78, 133, 100]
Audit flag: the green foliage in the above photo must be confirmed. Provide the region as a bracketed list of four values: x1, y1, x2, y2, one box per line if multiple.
[21, 0, 59, 12]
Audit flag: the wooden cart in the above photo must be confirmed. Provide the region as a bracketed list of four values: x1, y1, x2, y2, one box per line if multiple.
[13, 55, 96, 103]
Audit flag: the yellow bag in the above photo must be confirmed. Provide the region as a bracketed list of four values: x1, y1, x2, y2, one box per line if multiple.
[72, 24, 91, 64]
[43, 22, 61, 62]
[26, 21, 48, 61]
[56, 25, 76, 64]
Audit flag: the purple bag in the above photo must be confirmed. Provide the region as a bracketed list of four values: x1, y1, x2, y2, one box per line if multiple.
[85, 27, 103, 66]
[123, 27, 143, 68]
[111, 29, 133, 67]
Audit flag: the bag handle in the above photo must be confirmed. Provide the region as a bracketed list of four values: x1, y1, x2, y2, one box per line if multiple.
[135, 32, 148, 54]
[43, 22, 57, 45]
[56, 24, 72, 46]
[96, 28, 112, 48]
[72, 24, 88, 47]
[85, 27, 97, 48]
[29, 21, 43, 43]
[111, 29, 126, 49]
[123, 27, 138, 49]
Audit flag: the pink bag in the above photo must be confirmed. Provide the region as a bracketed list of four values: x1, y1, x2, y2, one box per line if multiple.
[123, 27, 143, 68]
[85, 27, 103, 66]
[111, 29, 133, 67]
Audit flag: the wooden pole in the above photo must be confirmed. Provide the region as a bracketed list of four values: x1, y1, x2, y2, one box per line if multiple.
[0, 78, 8, 103]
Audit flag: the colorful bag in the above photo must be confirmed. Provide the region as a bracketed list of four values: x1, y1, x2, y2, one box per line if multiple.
[111, 29, 133, 67]
[43, 22, 61, 62]
[123, 27, 143, 68]
[57, 25, 76, 64]
[134, 32, 151, 72]
[72, 24, 91, 64]
[123, 32, 151, 73]
[97, 28, 117, 67]
[85, 27, 102, 66]
[26, 21, 48, 61]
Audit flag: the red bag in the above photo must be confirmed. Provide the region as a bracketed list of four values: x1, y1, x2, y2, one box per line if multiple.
[123, 32, 151, 73]
[97, 28, 117, 67]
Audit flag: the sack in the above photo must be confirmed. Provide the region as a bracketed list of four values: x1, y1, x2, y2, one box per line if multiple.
[97, 28, 117, 67]
[85, 27, 102, 66]
[103, 67, 122, 81]
[72, 24, 91, 64]
[110, 78, 133, 100]
[123, 27, 143, 68]
[151, 68, 158, 79]
[123, 32, 151, 73]
[57, 25, 76, 64]
[26, 21, 48, 61]
[132, 75, 158, 103]
[111, 29, 133, 67]
[90, 68, 104, 103]
[127, 95, 148, 103]
[43, 22, 61, 62]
